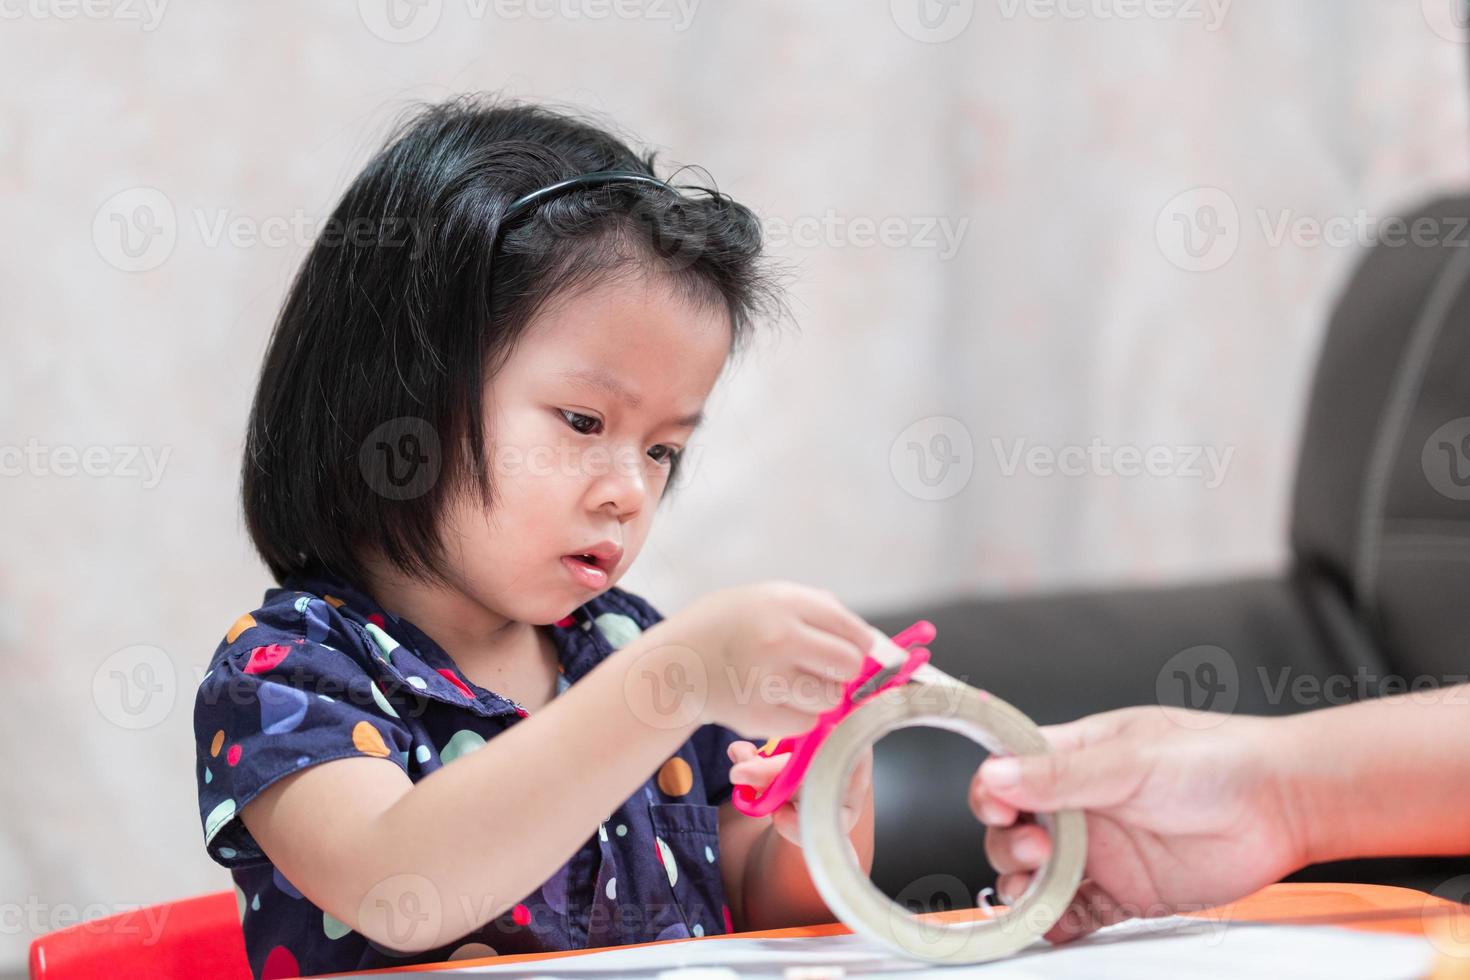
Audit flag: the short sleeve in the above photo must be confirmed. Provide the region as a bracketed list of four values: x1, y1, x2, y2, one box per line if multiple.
[193, 635, 413, 866]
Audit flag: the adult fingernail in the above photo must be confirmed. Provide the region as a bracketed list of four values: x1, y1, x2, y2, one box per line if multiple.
[984, 757, 1020, 789]
[1015, 836, 1045, 864]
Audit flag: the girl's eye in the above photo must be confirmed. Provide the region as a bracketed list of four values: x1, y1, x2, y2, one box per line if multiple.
[559, 409, 602, 435]
[561, 409, 680, 467]
[648, 445, 682, 466]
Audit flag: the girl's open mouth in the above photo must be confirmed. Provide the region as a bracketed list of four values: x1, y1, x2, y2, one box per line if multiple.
[561, 553, 609, 588]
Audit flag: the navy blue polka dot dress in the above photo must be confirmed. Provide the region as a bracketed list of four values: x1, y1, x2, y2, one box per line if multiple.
[193, 571, 744, 979]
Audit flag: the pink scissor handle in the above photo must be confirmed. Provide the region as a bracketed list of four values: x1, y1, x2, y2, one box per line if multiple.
[731, 620, 936, 817]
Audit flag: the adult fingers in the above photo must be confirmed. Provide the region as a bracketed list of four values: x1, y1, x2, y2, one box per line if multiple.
[977, 742, 1144, 813]
[984, 823, 1053, 875]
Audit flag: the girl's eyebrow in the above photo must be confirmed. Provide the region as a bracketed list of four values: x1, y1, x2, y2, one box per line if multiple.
[558, 368, 705, 428]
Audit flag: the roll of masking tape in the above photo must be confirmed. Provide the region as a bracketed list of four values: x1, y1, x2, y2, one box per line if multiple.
[798, 679, 1088, 964]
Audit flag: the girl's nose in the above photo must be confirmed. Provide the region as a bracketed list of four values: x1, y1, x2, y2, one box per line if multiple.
[590, 448, 648, 518]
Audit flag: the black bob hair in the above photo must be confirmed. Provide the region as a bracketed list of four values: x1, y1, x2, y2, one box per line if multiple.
[242, 95, 783, 588]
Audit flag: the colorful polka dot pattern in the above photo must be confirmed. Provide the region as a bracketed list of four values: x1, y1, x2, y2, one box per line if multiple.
[370, 681, 399, 718]
[593, 612, 642, 649]
[448, 942, 498, 961]
[244, 644, 291, 674]
[657, 757, 694, 797]
[194, 574, 744, 977]
[323, 911, 351, 941]
[259, 684, 307, 735]
[439, 728, 485, 764]
[655, 837, 679, 887]
[438, 668, 475, 700]
[351, 721, 391, 758]
[227, 614, 256, 644]
[261, 944, 298, 980]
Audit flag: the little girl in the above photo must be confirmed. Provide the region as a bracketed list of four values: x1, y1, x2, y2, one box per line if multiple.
[193, 95, 878, 979]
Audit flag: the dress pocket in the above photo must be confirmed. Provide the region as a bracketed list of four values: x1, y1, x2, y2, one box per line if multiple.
[646, 802, 730, 937]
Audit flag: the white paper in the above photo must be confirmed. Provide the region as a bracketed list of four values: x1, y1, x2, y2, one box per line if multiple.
[359, 915, 1438, 979]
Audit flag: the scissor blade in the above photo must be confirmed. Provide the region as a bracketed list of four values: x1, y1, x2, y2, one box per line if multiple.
[850, 663, 904, 703]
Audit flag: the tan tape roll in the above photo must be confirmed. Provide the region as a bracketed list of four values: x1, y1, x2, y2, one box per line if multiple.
[798, 680, 1088, 964]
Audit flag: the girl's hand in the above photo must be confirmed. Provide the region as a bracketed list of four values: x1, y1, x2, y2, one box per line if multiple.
[727, 740, 873, 845]
[650, 581, 875, 739]
[970, 706, 1307, 943]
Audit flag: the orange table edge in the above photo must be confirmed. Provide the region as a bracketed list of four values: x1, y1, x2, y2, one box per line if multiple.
[316, 882, 1467, 977]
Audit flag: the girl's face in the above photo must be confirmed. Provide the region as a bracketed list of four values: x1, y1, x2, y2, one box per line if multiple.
[439, 272, 732, 625]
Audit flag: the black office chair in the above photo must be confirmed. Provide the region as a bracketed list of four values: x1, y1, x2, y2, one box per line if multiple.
[862, 192, 1470, 905]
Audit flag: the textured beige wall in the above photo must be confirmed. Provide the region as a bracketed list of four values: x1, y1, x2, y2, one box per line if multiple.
[1, 0, 1467, 971]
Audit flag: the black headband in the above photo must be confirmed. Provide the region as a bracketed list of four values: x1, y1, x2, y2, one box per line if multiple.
[501, 170, 683, 225]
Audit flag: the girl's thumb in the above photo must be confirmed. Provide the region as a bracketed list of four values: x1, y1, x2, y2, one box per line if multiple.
[978, 745, 1135, 813]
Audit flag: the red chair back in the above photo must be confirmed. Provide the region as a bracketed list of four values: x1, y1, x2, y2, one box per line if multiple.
[28, 890, 251, 980]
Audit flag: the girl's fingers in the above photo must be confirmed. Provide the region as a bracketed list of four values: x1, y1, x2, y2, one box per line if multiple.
[771, 801, 801, 844]
[788, 591, 874, 667]
[841, 770, 871, 821]
[759, 704, 833, 739]
[845, 749, 873, 798]
[984, 823, 1052, 874]
[791, 624, 868, 690]
[729, 749, 791, 790]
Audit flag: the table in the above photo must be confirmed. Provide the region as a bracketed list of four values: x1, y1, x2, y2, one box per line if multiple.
[329, 882, 1470, 977]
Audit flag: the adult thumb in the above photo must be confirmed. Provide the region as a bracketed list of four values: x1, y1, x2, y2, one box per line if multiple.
[977, 745, 1138, 813]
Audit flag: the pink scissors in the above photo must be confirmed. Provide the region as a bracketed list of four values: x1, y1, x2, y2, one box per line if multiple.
[731, 620, 938, 818]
